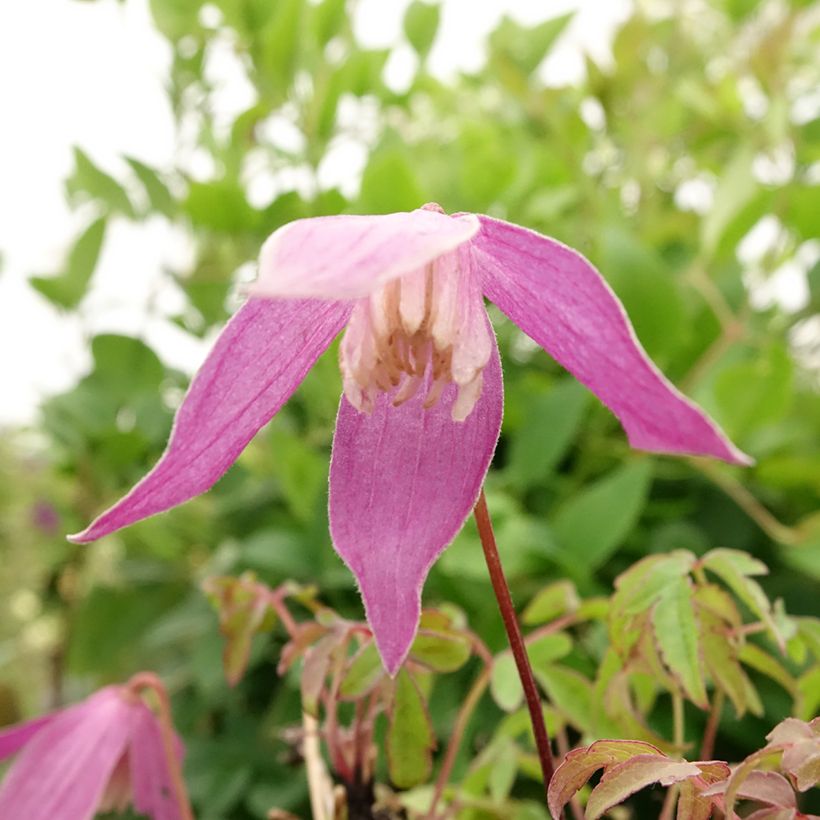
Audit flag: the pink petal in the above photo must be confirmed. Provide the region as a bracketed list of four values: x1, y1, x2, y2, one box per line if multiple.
[0, 714, 55, 760]
[251, 210, 480, 300]
[70, 297, 350, 542]
[130, 703, 184, 820]
[0, 687, 135, 820]
[474, 215, 750, 465]
[329, 317, 503, 674]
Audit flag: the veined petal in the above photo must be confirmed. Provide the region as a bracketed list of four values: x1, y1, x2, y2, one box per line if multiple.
[329, 318, 503, 674]
[130, 703, 184, 820]
[251, 209, 480, 300]
[0, 715, 54, 760]
[70, 297, 351, 543]
[0, 688, 134, 820]
[474, 215, 750, 465]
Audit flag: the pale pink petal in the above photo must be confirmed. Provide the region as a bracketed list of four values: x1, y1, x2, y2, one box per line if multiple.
[0, 687, 135, 820]
[130, 703, 184, 820]
[251, 210, 480, 300]
[0, 714, 55, 759]
[329, 317, 503, 674]
[70, 297, 350, 542]
[474, 215, 751, 465]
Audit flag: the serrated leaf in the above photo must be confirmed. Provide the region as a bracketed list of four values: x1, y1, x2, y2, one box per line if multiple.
[700, 609, 748, 717]
[410, 629, 471, 673]
[652, 576, 708, 707]
[387, 670, 435, 789]
[31, 217, 107, 309]
[553, 460, 653, 572]
[613, 551, 695, 617]
[738, 642, 797, 697]
[702, 549, 783, 649]
[339, 642, 384, 699]
[403, 1, 440, 59]
[693, 583, 743, 629]
[586, 755, 701, 820]
[547, 739, 664, 819]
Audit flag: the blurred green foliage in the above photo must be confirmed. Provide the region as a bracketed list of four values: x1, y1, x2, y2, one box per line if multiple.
[1, 0, 819, 817]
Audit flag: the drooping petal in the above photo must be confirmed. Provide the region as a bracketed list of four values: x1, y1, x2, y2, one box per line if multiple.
[0, 688, 135, 820]
[329, 317, 503, 674]
[130, 703, 184, 820]
[251, 209, 480, 300]
[70, 297, 351, 543]
[474, 215, 750, 465]
[0, 714, 54, 760]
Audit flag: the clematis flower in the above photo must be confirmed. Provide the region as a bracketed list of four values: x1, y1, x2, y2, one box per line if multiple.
[70, 204, 749, 673]
[0, 678, 185, 819]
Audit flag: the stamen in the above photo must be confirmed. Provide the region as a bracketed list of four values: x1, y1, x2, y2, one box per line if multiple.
[338, 249, 491, 421]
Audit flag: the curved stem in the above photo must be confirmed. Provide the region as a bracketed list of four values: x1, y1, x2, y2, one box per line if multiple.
[127, 672, 193, 820]
[473, 490, 555, 798]
[426, 667, 491, 819]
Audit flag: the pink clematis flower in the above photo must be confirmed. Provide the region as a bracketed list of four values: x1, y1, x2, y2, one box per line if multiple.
[70, 205, 749, 673]
[0, 679, 185, 820]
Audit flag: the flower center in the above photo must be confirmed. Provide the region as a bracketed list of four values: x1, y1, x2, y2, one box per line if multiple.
[339, 250, 491, 422]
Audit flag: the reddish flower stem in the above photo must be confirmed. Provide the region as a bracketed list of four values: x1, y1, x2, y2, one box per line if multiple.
[127, 672, 193, 820]
[473, 490, 555, 796]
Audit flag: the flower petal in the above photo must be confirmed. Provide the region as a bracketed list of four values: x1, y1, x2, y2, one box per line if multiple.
[329, 318, 503, 674]
[130, 703, 184, 820]
[70, 297, 351, 542]
[0, 688, 135, 820]
[474, 215, 750, 465]
[251, 209, 480, 300]
[0, 715, 54, 760]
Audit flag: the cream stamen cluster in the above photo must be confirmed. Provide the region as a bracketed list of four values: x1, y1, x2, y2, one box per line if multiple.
[340, 251, 491, 421]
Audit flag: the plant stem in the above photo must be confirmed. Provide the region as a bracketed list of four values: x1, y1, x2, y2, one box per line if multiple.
[426, 667, 491, 819]
[473, 490, 555, 796]
[700, 690, 724, 760]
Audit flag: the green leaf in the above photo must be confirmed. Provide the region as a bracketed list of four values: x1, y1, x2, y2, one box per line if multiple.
[410, 629, 471, 673]
[507, 380, 588, 490]
[533, 664, 594, 734]
[359, 147, 424, 214]
[310, 0, 345, 46]
[714, 344, 794, 438]
[700, 609, 749, 717]
[651, 576, 708, 707]
[491, 652, 523, 712]
[387, 670, 435, 789]
[552, 461, 653, 572]
[258, 0, 304, 100]
[738, 642, 797, 697]
[701, 548, 783, 648]
[66, 147, 135, 217]
[125, 156, 175, 216]
[184, 179, 259, 233]
[489, 12, 574, 76]
[522, 580, 580, 626]
[701, 145, 756, 255]
[612, 551, 695, 619]
[31, 217, 107, 309]
[149, 0, 201, 40]
[403, 1, 440, 59]
[339, 642, 384, 699]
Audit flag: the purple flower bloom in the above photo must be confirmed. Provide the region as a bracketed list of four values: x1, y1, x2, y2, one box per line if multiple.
[0, 682, 185, 820]
[70, 205, 748, 673]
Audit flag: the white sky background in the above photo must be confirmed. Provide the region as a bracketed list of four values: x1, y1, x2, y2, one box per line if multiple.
[0, 0, 633, 424]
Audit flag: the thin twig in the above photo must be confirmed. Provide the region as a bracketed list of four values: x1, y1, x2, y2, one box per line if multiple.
[426, 667, 491, 819]
[302, 712, 334, 820]
[473, 490, 556, 801]
[700, 690, 725, 761]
